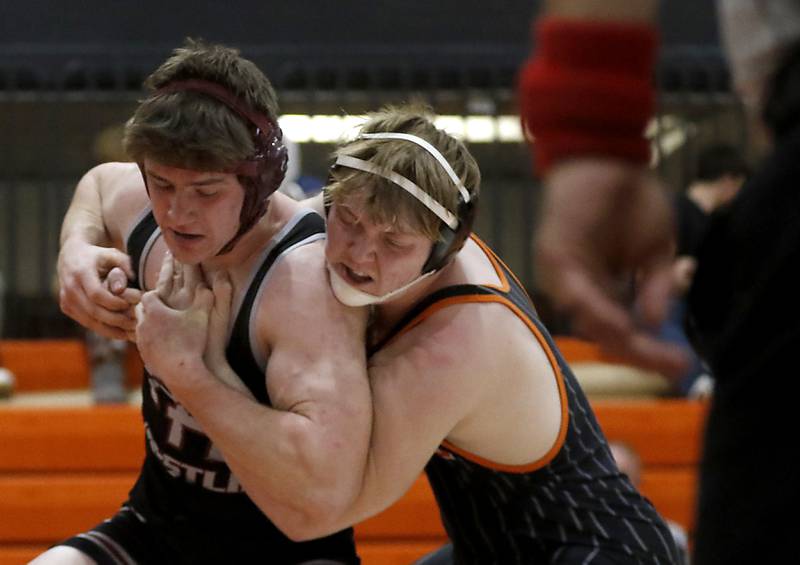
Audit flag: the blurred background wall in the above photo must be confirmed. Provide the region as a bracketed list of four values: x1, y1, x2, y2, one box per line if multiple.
[0, 0, 744, 337]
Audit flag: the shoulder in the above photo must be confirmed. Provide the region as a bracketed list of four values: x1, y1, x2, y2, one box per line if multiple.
[256, 239, 366, 346]
[374, 297, 503, 379]
[85, 162, 144, 198]
[89, 162, 149, 245]
[88, 161, 140, 179]
[374, 289, 553, 391]
[264, 238, 329, 298]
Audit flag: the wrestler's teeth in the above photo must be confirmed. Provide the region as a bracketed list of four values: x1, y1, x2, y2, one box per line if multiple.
[346, 266, 371, 281]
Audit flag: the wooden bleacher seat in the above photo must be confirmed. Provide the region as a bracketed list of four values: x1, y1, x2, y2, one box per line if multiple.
[0, 339, 708, 565]
[0, 340, 90, 391]
[0, 338, 144, 394]
[0, 400, 707, 565]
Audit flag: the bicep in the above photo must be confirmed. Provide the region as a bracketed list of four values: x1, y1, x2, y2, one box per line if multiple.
[260, 265, 371, 453]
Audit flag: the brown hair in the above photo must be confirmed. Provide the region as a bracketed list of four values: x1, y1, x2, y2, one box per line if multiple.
[123, 38, 279, 171]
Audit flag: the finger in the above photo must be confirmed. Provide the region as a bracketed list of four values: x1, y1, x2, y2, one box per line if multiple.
[80, 272, 131, 312]
[603, 331, 690, 381]
[124, 305, 138, 324]
[140, 290, 164, 310]
[134, 299, 146, 323]
[60, 284, 136, 331]
[106, 267, 130, 296]
[193, 286, 215, 312]
[209, 272, 233, 340]
[62, 295, 130, 341]
[183, 262, 203, 292]
[173, 256, 183, 289]
[558, 263, 634, 343]
[95, 322, 132, 342]
[118, 288, 142, 306]
[135, 292, 163, 331]
[212, 272, 233, 318]
[155, 252, 174, 299]
[91, 308, 138, 332]
[98, 248, 136, 282]
[134, 303, 145, 345]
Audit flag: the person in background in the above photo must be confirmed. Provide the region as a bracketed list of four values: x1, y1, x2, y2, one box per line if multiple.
[663, 144, 749, 396]
[518, 1, 800, 562]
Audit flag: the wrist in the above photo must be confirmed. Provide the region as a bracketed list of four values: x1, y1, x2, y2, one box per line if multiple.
[157, 355, 212, 395]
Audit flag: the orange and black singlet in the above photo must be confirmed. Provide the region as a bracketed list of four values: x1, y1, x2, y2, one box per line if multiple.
[371, 237, 679, 565]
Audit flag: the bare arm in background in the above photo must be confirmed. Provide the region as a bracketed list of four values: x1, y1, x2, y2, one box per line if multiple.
[525, 0, 688, 376]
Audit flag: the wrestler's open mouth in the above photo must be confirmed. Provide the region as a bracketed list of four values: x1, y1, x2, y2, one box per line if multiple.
[343, 264, 372, 284]
[172, 229, 202, 241]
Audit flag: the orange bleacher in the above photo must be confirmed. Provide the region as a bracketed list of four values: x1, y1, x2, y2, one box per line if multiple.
[0, 338, 708, 564]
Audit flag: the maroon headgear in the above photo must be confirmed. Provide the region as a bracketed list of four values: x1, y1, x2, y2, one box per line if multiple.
[149, 79, 288, 253]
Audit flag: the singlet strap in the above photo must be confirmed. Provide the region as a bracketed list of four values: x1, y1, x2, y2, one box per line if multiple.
[227, 210, 326, 403]
[126, 210, 159, 290]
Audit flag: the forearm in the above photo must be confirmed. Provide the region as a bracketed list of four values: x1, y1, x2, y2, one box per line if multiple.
[170, 363, 370, 539]
[316, 451, 415, 534]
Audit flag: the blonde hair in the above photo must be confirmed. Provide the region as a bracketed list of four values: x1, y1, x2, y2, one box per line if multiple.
[326, 104, 480, 241]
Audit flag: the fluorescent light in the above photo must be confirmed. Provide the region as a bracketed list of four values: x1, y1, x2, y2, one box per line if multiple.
[465, 116, 495, 143]
[339, 115, 367, 141]
[277, 115, 312, 143]
[310, 115, 347, 143]
[279, 114, 527, 144]
[497, 116, 523, 142]
[433, 115, 466, 139]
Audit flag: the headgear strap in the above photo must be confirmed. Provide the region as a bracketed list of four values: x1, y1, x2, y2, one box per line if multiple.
[156, 79, 279, 178]
[151, 78, 287, 255]
[334, 130, 476, 273]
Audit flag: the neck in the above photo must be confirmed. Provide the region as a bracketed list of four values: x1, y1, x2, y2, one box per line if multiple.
[202, 193, 293, 273]
[371, 263, 451, 339]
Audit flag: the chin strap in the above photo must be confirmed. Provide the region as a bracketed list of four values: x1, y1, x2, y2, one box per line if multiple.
[327, 263, 436, 307]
